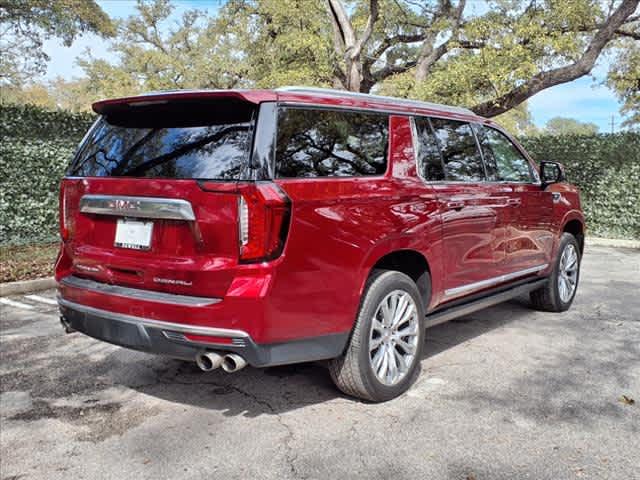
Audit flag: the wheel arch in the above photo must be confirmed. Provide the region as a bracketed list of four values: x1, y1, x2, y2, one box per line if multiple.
[561, 214, 585, 254]
[359, 246, 433, 310]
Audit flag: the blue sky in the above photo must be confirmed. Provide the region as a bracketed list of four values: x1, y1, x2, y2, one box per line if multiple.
[42, 0, 626, 132]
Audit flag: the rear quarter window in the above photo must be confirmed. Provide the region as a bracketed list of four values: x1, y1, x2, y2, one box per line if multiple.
[275, 107, 388, 178]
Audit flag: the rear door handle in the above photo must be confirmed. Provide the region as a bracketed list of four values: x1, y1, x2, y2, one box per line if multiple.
[507, 198, 521, 207]
[446, 201, 465, 211]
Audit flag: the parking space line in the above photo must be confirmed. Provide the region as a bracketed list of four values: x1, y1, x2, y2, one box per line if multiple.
[24, 295, 58, 306]
[0, 298, 35, 310]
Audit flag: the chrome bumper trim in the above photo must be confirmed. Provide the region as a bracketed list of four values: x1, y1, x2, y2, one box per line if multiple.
[444, 264, 549, 298]
[57, 297, 250, 338]
[79, 195, 196, 221]
[60, 275, 221, 307]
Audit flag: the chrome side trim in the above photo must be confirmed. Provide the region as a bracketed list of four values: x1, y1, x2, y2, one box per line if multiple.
[60, 275, 221, 307]
[57, 297, 250, 338]
[428, 279, 548, 328]
[444, 264, 548, 298]
[80, 195, 196, 221]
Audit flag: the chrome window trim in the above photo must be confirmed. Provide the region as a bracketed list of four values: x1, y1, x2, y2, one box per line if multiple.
[415, 179, 543, 186]
[79, 195, 196, 221]
[60, 275, 221, 307]
[444, 264, 548, 298]
[57, 297, 250, 338]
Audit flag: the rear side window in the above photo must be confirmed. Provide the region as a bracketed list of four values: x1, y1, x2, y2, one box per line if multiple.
[476, 126, 533, 182]
[414, 117, 445, 181]
[275, 108, 388, 178]
[67, 101, 254, 179]
[429, 118, 485, 182]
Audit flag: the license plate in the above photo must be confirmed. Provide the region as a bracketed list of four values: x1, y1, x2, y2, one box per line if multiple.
[114, 219, 153, 250]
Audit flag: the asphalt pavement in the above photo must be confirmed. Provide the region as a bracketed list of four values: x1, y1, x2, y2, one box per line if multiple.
[1, 244, 638, 480]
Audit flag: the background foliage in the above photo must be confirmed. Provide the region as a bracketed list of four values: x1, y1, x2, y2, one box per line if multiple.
[522, 133, 640, 240]
[0, 104, 638, 246]
[0, 104, 93, 245]
[3, 0, 636, 125]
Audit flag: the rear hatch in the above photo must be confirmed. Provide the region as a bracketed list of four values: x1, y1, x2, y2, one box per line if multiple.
[59, 93, 279, 298]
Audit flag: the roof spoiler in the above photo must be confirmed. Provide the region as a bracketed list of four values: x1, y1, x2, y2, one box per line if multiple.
[92, 90, 276, 115]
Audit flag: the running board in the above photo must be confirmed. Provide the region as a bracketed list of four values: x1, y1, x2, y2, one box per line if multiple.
[425, 278, 547, 329]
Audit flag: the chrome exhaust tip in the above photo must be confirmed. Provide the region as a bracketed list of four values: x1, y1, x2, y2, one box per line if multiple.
[196, 352, 224, 372]
[221, 353, 247, 373]
[60, 316, 75, 334]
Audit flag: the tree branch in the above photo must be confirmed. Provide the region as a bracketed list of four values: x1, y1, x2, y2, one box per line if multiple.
[372, 60, 418, 82]
[471, 0, 640, 117]
[368, 33, 427, 64]
[616, 27, 640, 40]
[414, 0, 466, 81]
[326, 0, 356, 52]
[354, 0, 379, 58]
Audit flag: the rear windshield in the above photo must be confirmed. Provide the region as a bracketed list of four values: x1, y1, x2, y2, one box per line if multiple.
[67, 100, 255, 180]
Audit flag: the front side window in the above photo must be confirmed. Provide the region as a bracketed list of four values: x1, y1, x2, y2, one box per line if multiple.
[477, 126, 533, 182]
[275, 107, 388, 178]
[414, 117, 445, 181]
[429, 118, 485, 182]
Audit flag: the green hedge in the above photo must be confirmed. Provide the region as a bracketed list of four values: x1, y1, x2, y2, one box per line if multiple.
[0, 104, 638, 245]
[0, 105, 94, 245]
[522, 133, 640, 240]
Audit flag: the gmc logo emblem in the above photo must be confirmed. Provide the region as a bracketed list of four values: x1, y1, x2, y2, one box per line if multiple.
[109, 199, 141, 210]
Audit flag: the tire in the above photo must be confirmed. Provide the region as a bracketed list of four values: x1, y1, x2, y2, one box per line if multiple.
[329, 270, 426, 402]
[530, 233, 581, 312]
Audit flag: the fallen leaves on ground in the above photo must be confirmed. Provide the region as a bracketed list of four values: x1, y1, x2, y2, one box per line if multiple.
[619, 395, 635, 405]
[0, 243, 58, 282]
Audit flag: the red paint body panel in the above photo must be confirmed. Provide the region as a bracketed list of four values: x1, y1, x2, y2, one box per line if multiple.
[57, 88, 584, 353]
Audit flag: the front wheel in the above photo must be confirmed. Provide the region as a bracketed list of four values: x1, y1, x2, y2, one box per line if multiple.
[329, 270, 426, 402]
[530, 233, 581, 312]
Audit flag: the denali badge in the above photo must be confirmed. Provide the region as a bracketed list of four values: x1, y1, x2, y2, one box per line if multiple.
[153, 277, 193, 286]
[75, 264, 100, 272]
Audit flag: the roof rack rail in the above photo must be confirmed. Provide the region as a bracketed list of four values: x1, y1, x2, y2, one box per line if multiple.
[276, 86, 475, 116]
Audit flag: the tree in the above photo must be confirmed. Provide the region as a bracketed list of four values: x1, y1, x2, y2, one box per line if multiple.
[226, 0, 638, 116]
[607, 39, 640, 128]
[545, 117, 600, 135]
[494, 102, 540, 137]
[78, 0, 247, 99]
[0, 77, 96, 112]
[0, 0, 114, 86]
[217, 0, 337, 89]
[77, 0, 639, 119]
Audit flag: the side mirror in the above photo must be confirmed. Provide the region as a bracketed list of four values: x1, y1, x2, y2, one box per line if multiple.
[540, 161, 566, 188]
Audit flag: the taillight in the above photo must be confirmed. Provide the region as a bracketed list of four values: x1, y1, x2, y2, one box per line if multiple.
[238, 182, 291, 263]
[59, 180, 75, 242]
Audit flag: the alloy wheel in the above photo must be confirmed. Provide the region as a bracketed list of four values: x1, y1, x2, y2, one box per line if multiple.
[558, 243, 579, 303]
[369, 290, 420, 386]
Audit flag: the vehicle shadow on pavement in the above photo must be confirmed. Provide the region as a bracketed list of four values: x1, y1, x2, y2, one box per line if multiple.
[423, 296, 533, 359]
[121, 298, 534, 416]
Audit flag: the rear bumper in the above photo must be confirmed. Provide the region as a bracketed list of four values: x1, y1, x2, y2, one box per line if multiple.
[58, 296, 348, 367]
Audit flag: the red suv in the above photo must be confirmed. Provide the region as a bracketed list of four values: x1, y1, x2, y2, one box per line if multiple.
[56, 87, 585, 401]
